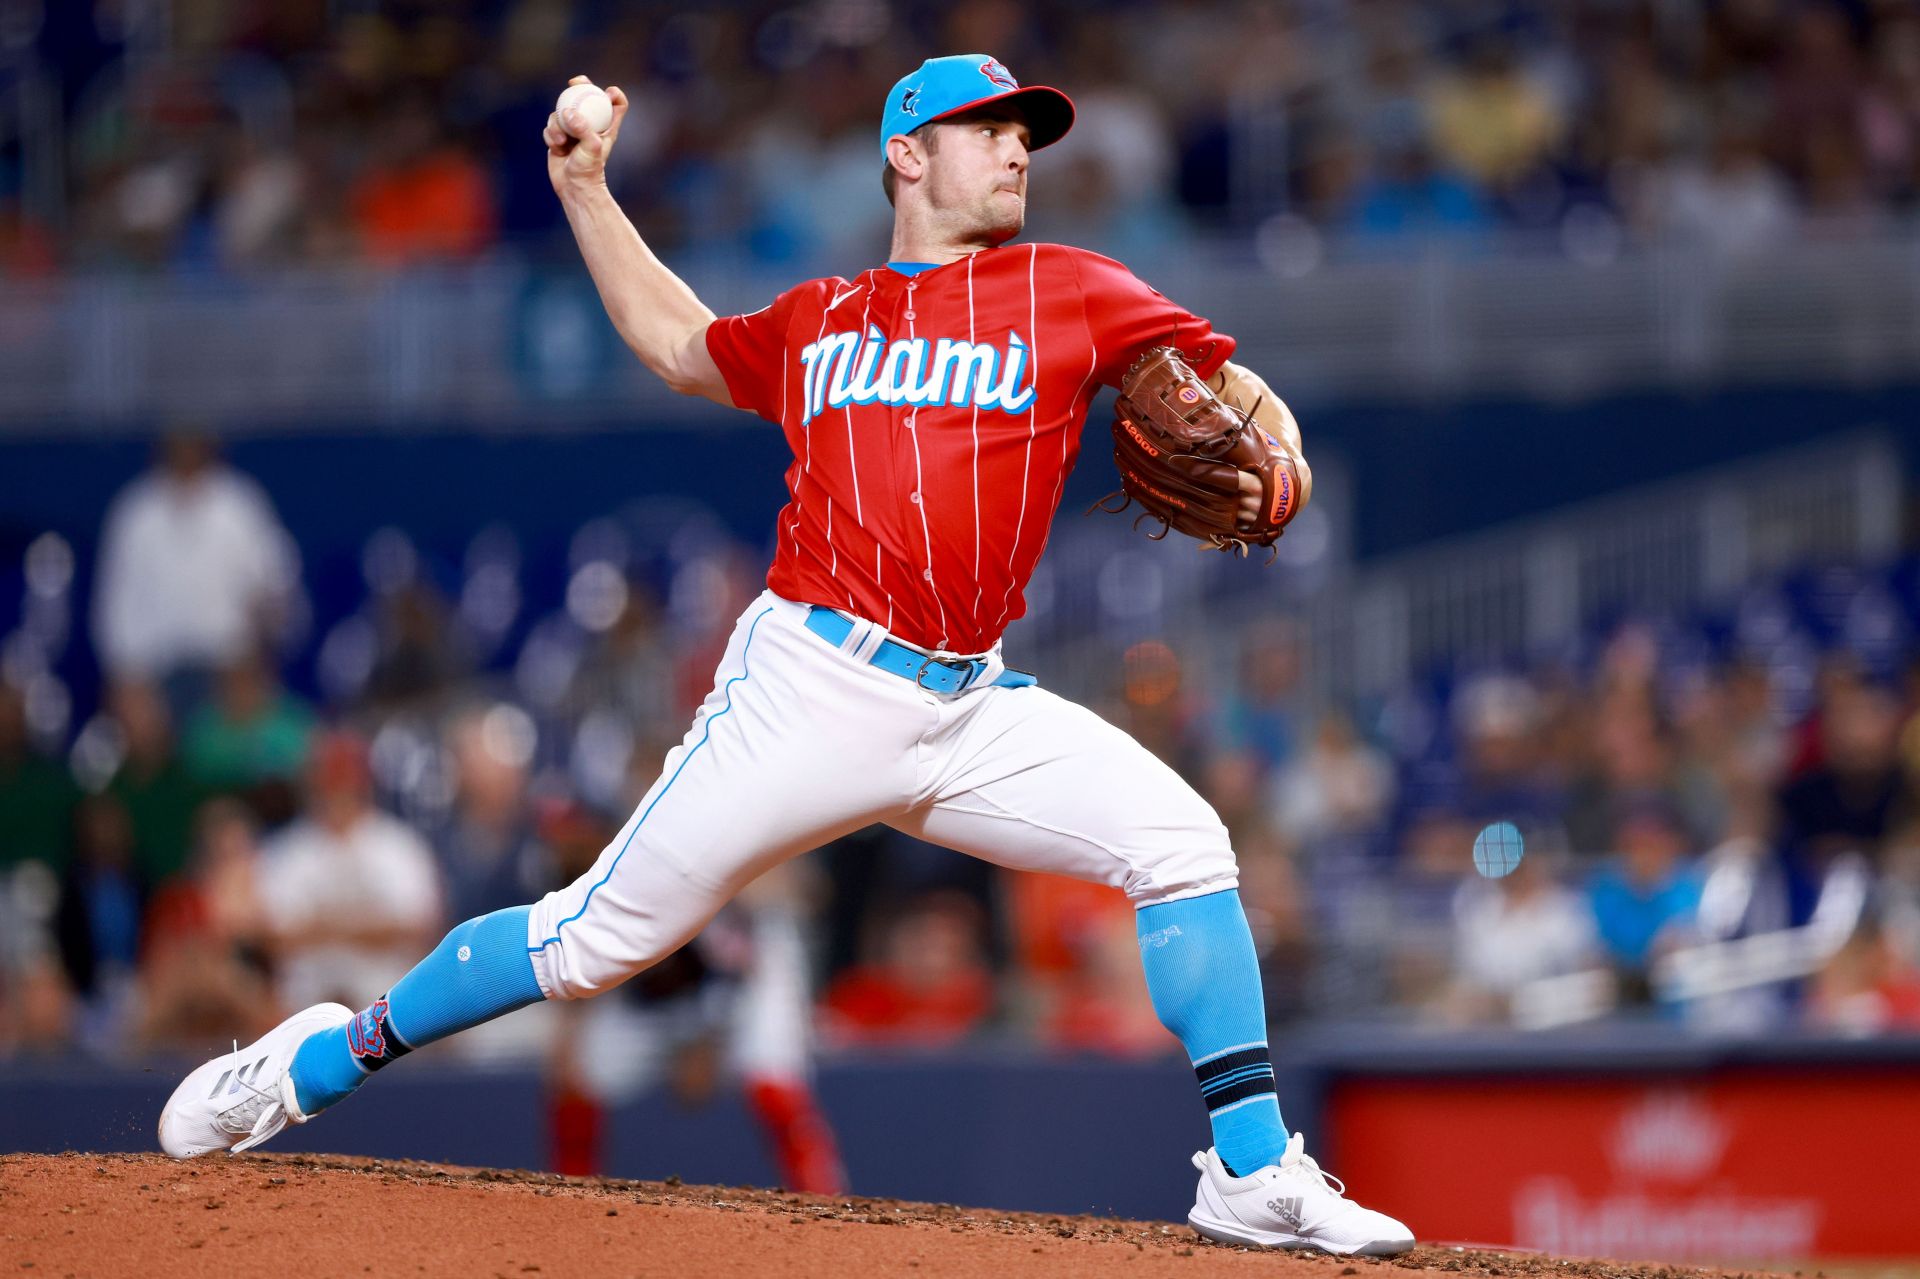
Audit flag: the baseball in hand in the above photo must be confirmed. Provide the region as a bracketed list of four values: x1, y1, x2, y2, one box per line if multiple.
[556, 82, 613, 137]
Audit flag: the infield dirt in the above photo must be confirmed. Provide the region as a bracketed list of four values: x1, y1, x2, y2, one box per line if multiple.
[1, 1152, 1787, 1279]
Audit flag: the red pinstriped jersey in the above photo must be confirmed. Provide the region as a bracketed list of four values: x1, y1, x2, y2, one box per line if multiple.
[705, 243, 1235, 652]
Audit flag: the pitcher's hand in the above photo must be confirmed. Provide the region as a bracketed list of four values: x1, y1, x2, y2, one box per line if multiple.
[545, 76, 630, 195]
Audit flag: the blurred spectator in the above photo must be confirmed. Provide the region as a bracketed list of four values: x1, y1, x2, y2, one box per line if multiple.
[1564, 686, 1681, 855]
[1109, 641, 1209, 777]
[1268, 711, 1396, 845]
[1006, 872, 1170, 1056]
[1342, 139, 1491, 245]
[1586, 799, 1705, 994]
[1027, 149, 1186, 262]
[28, 0, 1920, 272]
[102, 680, 209, 885]
[1864, 14, 1920, 200]
[349, 98, 498, 264]
[821, 890, 993, 1046]
[0, 867, 72, 1056]
[737, 63, 892, 265]
[1028, 36, 1184, 257]
[1445, 852, 1599, 1025]
[1771, 6, 1870, 196]
[91, 429, 302, 703]
[54, 794, 148, 1045]
[1350, 20, 1434, 170]
[1453, 673, 1563, 829]
[1779, 681, 1911, 882]
[138, 799, 278, 1047]
[1808, 914, 1920, 1035]
[1198, 750, 1270, 843]
[210, 133, 311, 269]
[560, 579, 676, 740]
[1667, 665, 1769, 846]
[1386, 805, 1480, 1006]
[0, 680, 79, 874]
[366, 581, 473, 711]
[1717, 659, 1791, 790]
[181, 650, 317, 826]
[1657, 117, 1797, 255]
[1424, 36, 1564, 195]
[257, 731, 441, 1009]
[1235, 827, 1316, 1027]
[434, 705, 550, 922]
[818, 825, 900, 980]
[1591, 35, 1685, 175]
[1214, 620, 1309, 772]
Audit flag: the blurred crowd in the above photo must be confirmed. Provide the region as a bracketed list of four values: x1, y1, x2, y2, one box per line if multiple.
[9, 0, 1920, 280]
[4, 432, 1920, 1071]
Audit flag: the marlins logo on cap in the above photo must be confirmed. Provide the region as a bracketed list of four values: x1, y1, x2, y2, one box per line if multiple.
[879, 54, 1075, 160]
[978, 58, 1018, 90]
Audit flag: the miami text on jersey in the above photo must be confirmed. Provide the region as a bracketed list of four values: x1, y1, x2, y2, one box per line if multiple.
[798, 326, 1037, 425]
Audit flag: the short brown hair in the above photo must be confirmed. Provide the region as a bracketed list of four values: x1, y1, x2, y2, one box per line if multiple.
[881, 124, 938, 207]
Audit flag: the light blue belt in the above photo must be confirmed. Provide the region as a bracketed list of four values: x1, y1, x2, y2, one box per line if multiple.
[803, 607, 1037, 695]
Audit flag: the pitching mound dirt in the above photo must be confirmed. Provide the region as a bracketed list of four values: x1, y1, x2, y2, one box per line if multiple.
[1, 1152, 1785, 1279]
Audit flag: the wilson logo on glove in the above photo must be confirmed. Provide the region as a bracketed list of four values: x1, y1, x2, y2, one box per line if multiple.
[1269, 468, 1295, 525]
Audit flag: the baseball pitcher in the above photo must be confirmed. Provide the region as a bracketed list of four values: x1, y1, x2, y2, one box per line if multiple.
[159, 53, 1411, 1255]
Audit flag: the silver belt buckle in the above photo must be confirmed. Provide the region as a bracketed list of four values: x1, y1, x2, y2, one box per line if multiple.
[914, 653, 975, 691]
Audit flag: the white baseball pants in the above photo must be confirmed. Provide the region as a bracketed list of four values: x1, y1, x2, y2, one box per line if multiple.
[525, 590, 1237, 1001]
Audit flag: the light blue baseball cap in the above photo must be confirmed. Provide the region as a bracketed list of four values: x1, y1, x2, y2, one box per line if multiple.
[879, 54, 1075, 161]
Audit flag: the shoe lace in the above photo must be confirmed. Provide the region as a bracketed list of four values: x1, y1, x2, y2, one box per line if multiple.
[1289, 1151, 1348, 1199]
[216, 1038, 286, 1143]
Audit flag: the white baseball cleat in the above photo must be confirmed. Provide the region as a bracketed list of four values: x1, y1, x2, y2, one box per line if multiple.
[157, 1003, 353, 1159]
[1188, 1132, 1415, 1255]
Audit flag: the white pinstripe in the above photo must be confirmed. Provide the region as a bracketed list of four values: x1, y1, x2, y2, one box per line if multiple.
[843, 281, 873, 527]
[993, 244, 1040, 630]
[789, 296, 832, 572]
[1033, 246, 1101, 571]
[967, 254, 983, 618]
[847, 283, 872, 613]
[902, 288, 949, 648]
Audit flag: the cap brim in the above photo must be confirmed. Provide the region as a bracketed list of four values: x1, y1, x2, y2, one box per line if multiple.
[928, 85, 1075, 151]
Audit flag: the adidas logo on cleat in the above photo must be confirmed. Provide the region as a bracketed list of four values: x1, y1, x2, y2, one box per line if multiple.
[1266, 1196, 1305, 1230]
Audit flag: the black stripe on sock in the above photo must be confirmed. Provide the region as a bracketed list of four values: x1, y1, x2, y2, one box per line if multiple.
[1201, 1065, 1274, 1099]
[1203, 1075, 1278, 1112]
[383, 1010, 417, 1054]
[1194, 1047, 1270, 1086]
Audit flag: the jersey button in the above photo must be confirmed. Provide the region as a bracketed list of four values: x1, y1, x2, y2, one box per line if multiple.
[905, 310, 916, 320]
[922, 569, 934, 581]
[910, 491, 922, 504]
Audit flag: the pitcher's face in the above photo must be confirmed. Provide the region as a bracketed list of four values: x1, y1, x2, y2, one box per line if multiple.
[921, 111, 1032, 245]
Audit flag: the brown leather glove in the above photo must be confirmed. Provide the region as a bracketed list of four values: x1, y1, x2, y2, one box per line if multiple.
[1095, 346, 1305, 554]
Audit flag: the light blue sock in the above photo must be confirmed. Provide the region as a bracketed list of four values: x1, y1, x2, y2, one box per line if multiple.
[1137, 888, 1288, 1176]
[288, 906, 546, 1116]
